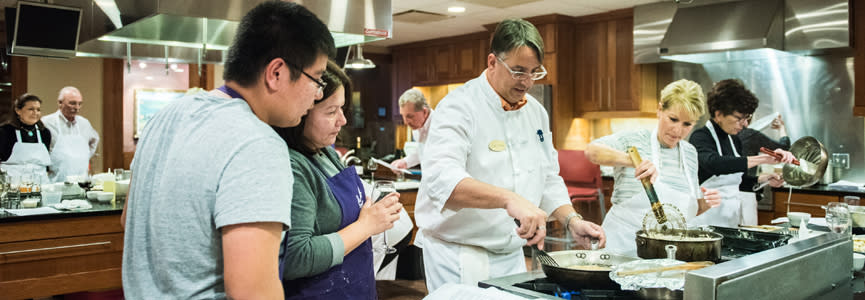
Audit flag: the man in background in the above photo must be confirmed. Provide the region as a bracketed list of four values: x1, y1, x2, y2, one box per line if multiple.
[391, 89, 433, 173]
[42, 86, 99, 182]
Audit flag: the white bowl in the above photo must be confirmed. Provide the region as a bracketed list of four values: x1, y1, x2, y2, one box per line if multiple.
[86, 191, 100, 200]
[115, 180, 130, 195]
[787, 212, 811, 228]
[854, 253, 865, 271]
[96, 192, 114, 202]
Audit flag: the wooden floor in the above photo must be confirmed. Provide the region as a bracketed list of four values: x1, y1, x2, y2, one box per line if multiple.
[377, 280, 428, 300]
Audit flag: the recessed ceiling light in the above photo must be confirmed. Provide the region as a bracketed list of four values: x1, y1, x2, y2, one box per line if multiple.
[448, 6, 466, 13]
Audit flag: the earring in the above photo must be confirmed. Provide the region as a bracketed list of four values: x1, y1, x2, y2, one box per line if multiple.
[275, 72, 279, 77]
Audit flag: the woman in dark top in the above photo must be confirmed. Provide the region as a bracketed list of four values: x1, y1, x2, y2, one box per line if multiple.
[274, 60, 402, 299]
[0, 93, 52, 185]
[689, 79, 793, 227]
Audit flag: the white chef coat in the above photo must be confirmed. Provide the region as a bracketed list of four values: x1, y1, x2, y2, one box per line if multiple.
[402, 109, 434, 168]
[42, 111, 99, 158]
[416, 71, 570, 292]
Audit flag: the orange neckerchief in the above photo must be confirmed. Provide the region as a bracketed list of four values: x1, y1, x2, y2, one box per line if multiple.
[500, 97, 527, 111]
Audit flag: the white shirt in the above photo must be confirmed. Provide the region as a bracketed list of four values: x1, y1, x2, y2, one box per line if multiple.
[42, 110, 100, 158]
[416, 71, 570, 254]
[403, 109, 434, 168]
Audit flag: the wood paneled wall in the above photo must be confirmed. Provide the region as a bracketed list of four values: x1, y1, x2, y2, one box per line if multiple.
[102, 59, 125, 170]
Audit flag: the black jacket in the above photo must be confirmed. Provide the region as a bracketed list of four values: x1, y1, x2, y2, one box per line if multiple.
[689, 120, 757, 190]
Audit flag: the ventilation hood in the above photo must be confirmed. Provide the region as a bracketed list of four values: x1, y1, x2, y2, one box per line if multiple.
[47, 0, 391, 63]
[634, 0, 850, 64]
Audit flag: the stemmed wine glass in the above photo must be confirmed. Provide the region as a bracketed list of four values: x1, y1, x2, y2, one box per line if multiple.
[367, 158, 378, 183]
[372, 180, 397, 254]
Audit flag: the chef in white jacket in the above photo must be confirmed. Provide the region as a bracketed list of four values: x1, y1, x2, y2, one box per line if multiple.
[42, 86, 100, 183]
[415, 18, 605, 293]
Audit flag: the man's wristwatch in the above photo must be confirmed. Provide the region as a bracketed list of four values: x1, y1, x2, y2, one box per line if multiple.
[564, 212, 583, 232]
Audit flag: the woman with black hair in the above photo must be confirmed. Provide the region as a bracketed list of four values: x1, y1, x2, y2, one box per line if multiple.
[690, 79, 794, 227]
[0, 93, 51, 185]
[274, 60, 402, 300]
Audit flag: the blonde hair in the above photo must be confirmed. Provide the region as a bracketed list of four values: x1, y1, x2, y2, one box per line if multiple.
[659, 79, 706, 120]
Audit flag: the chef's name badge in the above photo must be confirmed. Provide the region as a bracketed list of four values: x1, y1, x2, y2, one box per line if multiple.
[488, 140, 506, 152]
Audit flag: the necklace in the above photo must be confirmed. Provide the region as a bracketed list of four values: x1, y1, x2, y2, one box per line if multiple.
[21, 126, 36, 137]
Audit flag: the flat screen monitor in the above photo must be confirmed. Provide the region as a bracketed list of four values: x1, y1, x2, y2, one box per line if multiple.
[8, 2, 82, 58]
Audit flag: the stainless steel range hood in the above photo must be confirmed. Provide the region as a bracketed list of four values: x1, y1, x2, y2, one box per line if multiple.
[634, 0, 850, 64]
[51, 0, 392, 63]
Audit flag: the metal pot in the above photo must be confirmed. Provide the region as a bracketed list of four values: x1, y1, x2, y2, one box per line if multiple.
[539, 249, 640, 290]
[635, 229, 723, 262]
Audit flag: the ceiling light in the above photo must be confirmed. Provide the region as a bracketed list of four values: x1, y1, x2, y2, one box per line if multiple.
[344, 44, 376, 69]
[448, 6, 466, 13]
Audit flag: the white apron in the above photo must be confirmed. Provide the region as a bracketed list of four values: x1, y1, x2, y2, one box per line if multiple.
[690, 121, 744, 228]
[49, 124, 90, 183]
[1, 125, 51, 185]
[601, 127, 698, 257]
[419, 234, 525, 293]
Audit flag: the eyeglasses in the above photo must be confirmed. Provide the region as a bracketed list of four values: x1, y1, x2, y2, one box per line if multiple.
[730, 113, 753, 124]
[496, 56, 547, 81]
[287, 62, 327, 94]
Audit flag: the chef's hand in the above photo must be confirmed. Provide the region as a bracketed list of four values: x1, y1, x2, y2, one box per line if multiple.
[759, 173, 785, 188]
[634, 160, 658, 184]
[359, 193, 402, 236]
[773, 149, 795, 164]
[568, 219, 605, 249]
[506, 195, 548, 250]
[697, 187, 721, 216]
[390, 159, 408, 174]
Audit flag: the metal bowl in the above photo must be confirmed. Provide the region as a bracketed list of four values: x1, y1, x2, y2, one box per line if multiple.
[783, 136, 829, 187]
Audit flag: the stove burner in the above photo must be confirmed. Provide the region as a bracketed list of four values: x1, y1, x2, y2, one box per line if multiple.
[513, 278, 639, 299]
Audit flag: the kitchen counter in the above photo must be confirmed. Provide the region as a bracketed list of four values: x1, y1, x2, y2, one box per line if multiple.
[772, 184, 865, 198]
[0, 198, 124, 299]
[0, 200, 123, 223]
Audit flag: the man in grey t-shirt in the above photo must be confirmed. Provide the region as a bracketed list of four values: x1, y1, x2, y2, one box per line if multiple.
[120, 2, 336, 299]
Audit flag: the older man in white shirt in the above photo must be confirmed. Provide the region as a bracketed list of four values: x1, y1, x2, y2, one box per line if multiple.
[391, 89, 433, 173]
[42, 86, 99, 182]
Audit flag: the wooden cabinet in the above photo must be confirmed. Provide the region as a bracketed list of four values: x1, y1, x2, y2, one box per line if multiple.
[573, 12, 659, 118]
[0, 214, 123, 299]
[392, 32, 489, 87]
[853, 0, 865, 116]
[772, 190, 838, 219]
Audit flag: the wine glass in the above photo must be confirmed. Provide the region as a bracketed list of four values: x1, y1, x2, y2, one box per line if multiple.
[826, 202, 852, 237]
[371, 180, 397, 254]
[367, 158, 378, 183]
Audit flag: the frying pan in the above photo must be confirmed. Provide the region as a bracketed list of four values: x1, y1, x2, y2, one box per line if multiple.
[539, 249, 640, 290]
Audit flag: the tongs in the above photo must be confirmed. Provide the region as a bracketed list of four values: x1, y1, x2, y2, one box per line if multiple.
[759, 147, 818, 174]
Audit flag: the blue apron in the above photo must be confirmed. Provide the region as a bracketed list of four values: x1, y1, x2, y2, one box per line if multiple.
[281, 152, 375, 300]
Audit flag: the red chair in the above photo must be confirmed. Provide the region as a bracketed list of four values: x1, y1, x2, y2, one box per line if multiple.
[558, 149, 605, 224]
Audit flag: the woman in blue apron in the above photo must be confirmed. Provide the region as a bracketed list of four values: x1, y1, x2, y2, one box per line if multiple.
[689, 79, 793, 227]
[274, 61, 403, 299]
[586, 79, 721, 256]
[0, 94, 52, 186]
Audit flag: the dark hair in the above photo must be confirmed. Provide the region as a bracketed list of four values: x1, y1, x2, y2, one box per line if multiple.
[707, 79, 759, 117]
[10, 93, 44, 129]
[490, 18, 544, 63]
[223, 1, 336, 86]
[274, 60, 351, 156]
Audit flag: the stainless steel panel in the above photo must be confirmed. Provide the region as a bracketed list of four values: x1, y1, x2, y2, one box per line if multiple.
[660, 0, 784, 56]
[685, 233, 851, 299]
[633, 2, 676, 64]
[784, 0, 850, 52]
[673, 53, 863, 183]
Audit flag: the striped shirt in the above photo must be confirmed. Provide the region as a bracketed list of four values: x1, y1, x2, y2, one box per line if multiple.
[592, 129, 699, 206]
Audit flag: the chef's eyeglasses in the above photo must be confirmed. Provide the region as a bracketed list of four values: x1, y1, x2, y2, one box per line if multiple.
[496, 56, 547, 81]
[287, 62, 327, 94]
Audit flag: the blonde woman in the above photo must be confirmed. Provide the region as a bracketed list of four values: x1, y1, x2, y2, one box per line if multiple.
[585, 79, 721, 256]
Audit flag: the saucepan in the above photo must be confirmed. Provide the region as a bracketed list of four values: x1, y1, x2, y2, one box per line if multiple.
[635, 229, 723, 262]
[539, 248, 640, 290]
